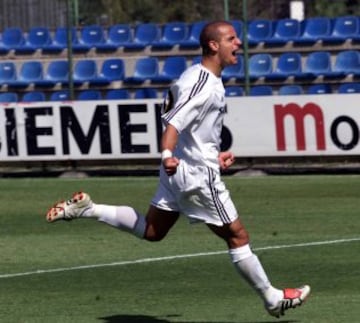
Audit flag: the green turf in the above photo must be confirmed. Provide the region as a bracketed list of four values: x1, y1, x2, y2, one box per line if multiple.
[0, 175, 359, 323]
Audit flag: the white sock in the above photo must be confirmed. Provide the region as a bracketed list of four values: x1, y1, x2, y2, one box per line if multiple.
[92, 204, 146, 239]
[229, 244, 283, 306]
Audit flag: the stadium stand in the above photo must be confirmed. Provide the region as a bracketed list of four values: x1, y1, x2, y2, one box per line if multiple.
[50, 90, 70, 101]
[338, 82, 360, 93]
[225, 86, 244, 96]
[134, 87, 158, 99]
[1, 17, 360, 100]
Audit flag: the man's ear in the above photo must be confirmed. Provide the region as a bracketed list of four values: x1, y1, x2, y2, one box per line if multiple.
[209, 40, 219, 52]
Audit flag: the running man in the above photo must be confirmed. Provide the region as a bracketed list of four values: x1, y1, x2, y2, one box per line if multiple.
[46, 21, 310, 318]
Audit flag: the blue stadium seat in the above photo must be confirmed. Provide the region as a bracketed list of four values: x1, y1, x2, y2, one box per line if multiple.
[19, 27, 52, 54]
[294, 17, 332, 45]
[333, 50, 360, 76]
[123, 23, 160, 51]
[152, 22, 188, 50]
[151, 56, 187, 83]
[124, 57, 159, 84]
[248, 53, 273, 79]
[249, 85, 273, 96]
[179, 21, 207, 49]
[50, 90, 71, 101]
[75, 25, 105, 52]
[72, 59, 99, 86]
[0, 62, 17, 85]
[221, 55, 244, 82]
[42, 60, 69, 85]
[338, 82, 360, 94]
[77, 90, 102, 100]
[307, 84, 333, 95]
[22, 91, 46, 102]
[96, 24, 133, 52]
[303, 51, 343, 79]
[1, 27, 26, 52]
[267, 52, 304, 81]
[278, 84, 303, 95]
[247, 19, 273, 46]
[90, 58, 125, 86]
[134, 88, 158, 99]
[0, 92, 18, 103]
[105, 89, 131, 100]
[323, 16, 360, 44]
[42, 27, 77, 53]
[225, 86, 243, 97]
[191, 55, 202, 65]
[8, 61, 44, 89]
[267, 18, 301, 45]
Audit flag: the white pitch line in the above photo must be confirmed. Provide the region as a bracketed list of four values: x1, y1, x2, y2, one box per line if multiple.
[0, 237, 359, 279]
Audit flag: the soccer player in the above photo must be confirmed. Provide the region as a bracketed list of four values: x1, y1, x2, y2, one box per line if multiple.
[46, 21, 310, 318]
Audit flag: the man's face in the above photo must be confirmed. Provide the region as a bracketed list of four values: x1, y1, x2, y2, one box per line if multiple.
[216, 25, 242, 67]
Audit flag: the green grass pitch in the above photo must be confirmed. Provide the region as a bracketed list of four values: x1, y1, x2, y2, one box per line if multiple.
[0, 175, 359, 323]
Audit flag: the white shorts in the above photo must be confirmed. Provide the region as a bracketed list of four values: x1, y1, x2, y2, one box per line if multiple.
[151, 160, 238, 226]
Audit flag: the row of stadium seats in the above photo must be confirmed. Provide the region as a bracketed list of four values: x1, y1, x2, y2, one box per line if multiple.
[226, 83, 360, 96]
[1, 50, 359, 90]
[0, 16, 359, 56]
[1, 82, 359, 103]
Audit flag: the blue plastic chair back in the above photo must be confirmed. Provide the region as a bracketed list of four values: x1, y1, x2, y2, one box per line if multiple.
[26, 27, 52, 48]
[107, 24, 132, 44]
[133, 23, 159, 45]
[2, 27, 25, 48]
[333, 50, 360, 74]
[278, 85, 303, 95]
[274, 52, 303, 76]
[0, 62, 17, 82]
[50, 90, 71, 101]
[247, 19, 273, 44]
[0, 92, 18, 103]
[338, 82, 360, 93]
[300, 17, 332, 41]
[159, 22, 188, 44]
[45, 60, 69, 82]
[249, 53, 273, 77]
[19, 61, 43, 81]
[22, 91, 46, 102]
[52, 27, 78, 46]
[133, 57, 159, 79]
[99, 58, 125, 81]
[272, 19, 301, 42]
[79, 25, 105, 46]
[331, 16, 359, 39]
[304, 51, 332, 75]
[307, 84, 333, 95]
[179, 21, 207, 48]
[105, 89, 131, 100]
[249, 85, 273, 96]
[78, 90, 102, 100]
[134, 88, 158, 99]
[225, 86, 243, 97]
[73, 59, 98, 81]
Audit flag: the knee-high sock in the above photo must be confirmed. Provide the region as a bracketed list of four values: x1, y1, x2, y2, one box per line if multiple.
[92, 204, 146, 239]
[229, 244, 283, 306]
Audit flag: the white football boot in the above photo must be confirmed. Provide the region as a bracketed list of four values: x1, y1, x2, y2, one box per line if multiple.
[46, 192, 93, 222]
[266, 285, 311, 318]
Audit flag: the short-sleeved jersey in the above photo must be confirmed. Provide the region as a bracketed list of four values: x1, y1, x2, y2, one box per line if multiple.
[162, 63, 226, 171]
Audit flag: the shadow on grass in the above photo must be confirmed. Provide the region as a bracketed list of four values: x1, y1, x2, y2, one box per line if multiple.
[99, 314, 299, 323]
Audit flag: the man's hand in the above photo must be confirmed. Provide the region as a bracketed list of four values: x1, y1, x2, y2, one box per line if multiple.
[218, 151, 235, 170]
[163, 157, 180, 176]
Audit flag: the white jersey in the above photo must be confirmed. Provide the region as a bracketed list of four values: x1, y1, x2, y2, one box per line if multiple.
[162, 63, 226, 171]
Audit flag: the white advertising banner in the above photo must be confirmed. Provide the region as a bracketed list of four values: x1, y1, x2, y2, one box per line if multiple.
[0, 94, 359, 161]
